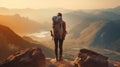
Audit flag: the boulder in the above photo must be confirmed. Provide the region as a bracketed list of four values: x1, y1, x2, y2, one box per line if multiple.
[74, 49, 109, 67]
[0, 47, 46, 67]
[114, 62, 120, 67]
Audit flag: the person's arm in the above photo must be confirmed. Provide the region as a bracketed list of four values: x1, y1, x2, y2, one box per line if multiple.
[52, 22, 54, 28]
[51, 17, 54, 37]
[63, 21, 67, 32]
[52, 16, 56, 28]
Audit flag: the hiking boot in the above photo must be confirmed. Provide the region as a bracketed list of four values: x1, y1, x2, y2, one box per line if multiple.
[59, 56, 63, 61]
[56, 58, 59, 61]
[56, 56, 59, 61]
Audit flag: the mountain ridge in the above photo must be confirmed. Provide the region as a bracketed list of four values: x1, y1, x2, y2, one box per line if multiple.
[0, 24, 53, 60]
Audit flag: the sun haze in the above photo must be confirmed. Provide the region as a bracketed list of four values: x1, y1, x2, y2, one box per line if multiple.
[0, 0, 120, 10]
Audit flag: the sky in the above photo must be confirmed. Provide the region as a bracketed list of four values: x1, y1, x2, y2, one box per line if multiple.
[0, 0, 120, 10]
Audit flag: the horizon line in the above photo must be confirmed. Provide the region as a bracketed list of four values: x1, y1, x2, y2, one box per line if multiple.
[0, 6, 119, 10]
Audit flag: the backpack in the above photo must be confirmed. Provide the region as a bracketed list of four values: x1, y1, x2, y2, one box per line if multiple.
[52, 16, 64, 39]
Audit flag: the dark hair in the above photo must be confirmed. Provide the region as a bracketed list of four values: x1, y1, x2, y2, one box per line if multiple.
[57, 13, 62, 16]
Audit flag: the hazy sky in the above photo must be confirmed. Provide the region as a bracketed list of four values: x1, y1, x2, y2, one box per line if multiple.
[0, 0, 120, 10]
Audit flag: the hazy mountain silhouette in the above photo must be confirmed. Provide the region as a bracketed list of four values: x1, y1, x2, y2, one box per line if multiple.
[105, 6, 120, 15]
[64, 6, 120, 24]
[0, 14, 50, 34]
[0, 7, 72, 22]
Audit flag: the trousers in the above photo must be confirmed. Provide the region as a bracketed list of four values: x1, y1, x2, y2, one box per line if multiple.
[54, 38, 64, 60]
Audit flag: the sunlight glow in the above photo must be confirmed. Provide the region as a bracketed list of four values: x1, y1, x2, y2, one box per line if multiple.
[0, 0, 120, 10]
[28, 31, 50, 38]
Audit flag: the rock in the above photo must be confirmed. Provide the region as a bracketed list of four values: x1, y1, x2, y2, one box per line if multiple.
[74, 49, 109, 67]
[108, 62, 115, 67]
[0, 47, 46, 67]
[46, 58, 74, 67]
[0, 47, 119, 67]
[114, 62, 120, 67]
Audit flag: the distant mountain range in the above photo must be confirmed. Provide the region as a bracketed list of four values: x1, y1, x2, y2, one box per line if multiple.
[0, 7, 73, 34]
[0, 14, 51, 34]
[0, 7, 72, 21]
[0, 6, 120, 34]
[64, 6, 120, 53]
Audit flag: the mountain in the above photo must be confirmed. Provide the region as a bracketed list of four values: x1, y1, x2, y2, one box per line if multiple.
[1, 6, 120, 35]
[62, 6, 120, 61]
[71, 17, 120, 53]
[91, 21, 120, 52]
[105, 6, 120, 15]
[0, 8, 73, 34]
[0, 7, 72, 22]
[64, 7, 120, 39]
[0, 24, 32, 58]
[0, 24, 53, 60]
[64, 7, 120, 25]
[0, 14, 50, 34]
[22, 36, 54, 58]
[65, 6, 120, 47]
[76, 21, 105, 47]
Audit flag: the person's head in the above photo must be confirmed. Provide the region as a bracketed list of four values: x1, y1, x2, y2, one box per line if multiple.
[57, 13, 62, 17]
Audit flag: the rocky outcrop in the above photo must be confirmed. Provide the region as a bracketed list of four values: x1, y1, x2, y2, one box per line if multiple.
[0, 47, 46, 67]
[0, 47, 74, 67]
[46, 58, 74, 67]
[74, 49, 109, 67]
[114, 62, 120, 67]
[0, 47, 119, 67]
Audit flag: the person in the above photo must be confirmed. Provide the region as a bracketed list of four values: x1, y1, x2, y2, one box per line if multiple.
[51, 13, 67, 61]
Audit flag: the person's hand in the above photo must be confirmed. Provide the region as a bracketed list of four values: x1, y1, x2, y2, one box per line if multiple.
[65, 30, 68, 34]
[50, 30, 53, 36]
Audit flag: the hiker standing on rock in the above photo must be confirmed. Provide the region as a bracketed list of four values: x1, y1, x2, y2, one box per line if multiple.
[51, 13, 67, 61]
